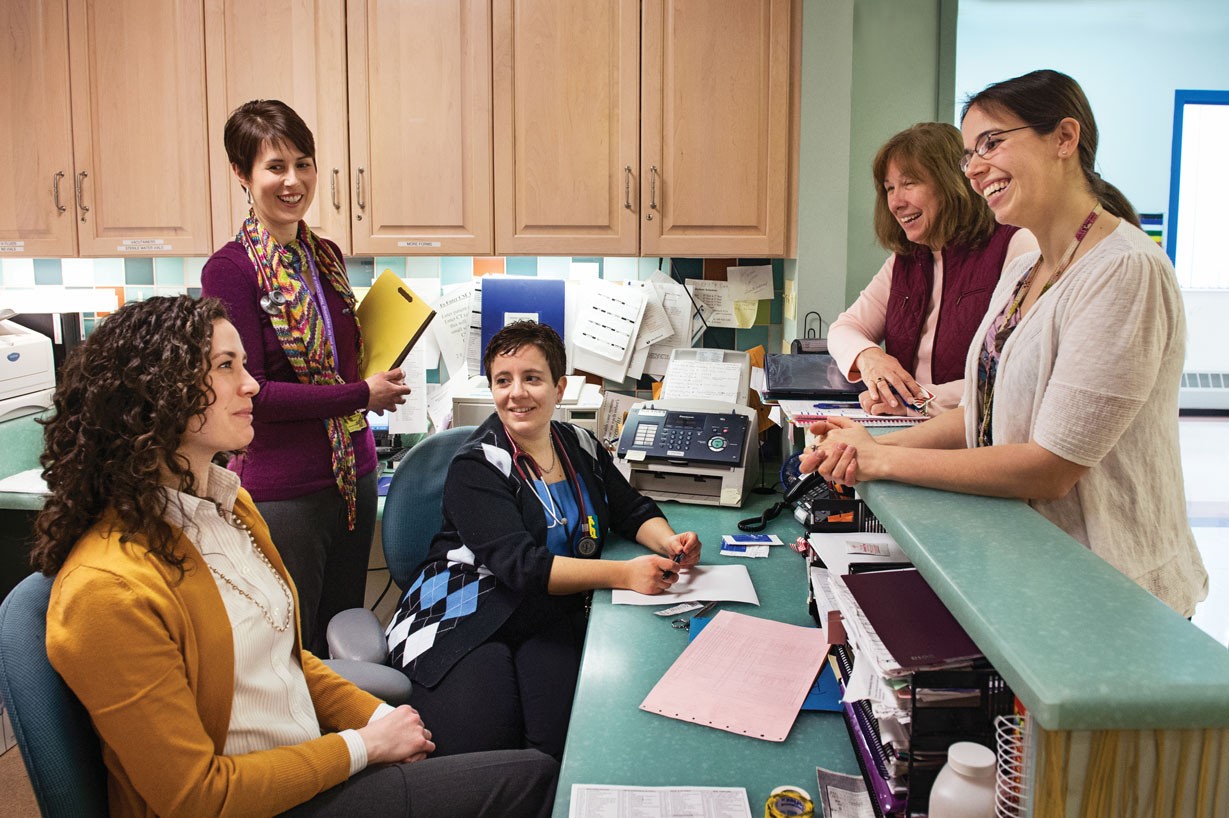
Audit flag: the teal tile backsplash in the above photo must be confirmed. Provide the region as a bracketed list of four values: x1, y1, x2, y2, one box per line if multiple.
[0, 256, 783, 360]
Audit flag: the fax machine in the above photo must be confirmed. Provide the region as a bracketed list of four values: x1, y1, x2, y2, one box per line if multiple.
[613, 348, 758, 507]
[0, 317, 55, 422]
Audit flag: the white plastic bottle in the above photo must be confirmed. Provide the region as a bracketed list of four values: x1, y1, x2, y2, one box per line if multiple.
[928, 741, 997, 818]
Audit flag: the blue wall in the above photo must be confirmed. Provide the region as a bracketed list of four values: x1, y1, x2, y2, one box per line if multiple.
[955, 0, 1229, 216]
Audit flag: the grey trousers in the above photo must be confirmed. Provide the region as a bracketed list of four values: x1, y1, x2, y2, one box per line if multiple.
[277, 749, 559, 818]
[258, 471, 378, 657]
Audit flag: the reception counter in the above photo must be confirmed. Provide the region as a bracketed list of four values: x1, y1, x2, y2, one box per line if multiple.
[557, 477, 1228, 817]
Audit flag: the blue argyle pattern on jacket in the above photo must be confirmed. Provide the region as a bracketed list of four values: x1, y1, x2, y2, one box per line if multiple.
[385, 560, 496, 670]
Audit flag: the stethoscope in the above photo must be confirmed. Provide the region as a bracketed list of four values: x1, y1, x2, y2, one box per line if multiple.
[260, 289, 288, 315]
[507, 426, 600, 558]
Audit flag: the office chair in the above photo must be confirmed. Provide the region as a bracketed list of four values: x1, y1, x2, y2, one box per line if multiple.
[326, 425, 476, 666]
[0, 573, 108, 818]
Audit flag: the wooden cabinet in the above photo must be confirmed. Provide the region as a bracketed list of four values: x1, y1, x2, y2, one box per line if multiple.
[346, 0, 493, 256]
[493, 0, 641, 255]
[494, 0, 796, 257]
[204, 0, 352, 252]
[1, 0, 213, 258]
[1, 0, 77, 257]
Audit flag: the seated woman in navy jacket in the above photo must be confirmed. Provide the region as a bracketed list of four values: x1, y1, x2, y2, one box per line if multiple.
[386, 321, 701, 759]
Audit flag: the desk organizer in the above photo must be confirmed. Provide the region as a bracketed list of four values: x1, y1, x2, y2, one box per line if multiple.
[832, 644, 1015, 818]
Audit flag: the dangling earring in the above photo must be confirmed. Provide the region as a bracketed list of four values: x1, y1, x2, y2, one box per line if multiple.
[244, 187, 252, 205]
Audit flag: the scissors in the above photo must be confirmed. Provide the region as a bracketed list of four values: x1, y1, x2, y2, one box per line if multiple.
[671, 601, 718, 630]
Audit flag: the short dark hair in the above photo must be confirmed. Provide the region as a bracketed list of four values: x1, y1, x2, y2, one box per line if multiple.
[223, 99, 316, 179]
[483, 321, 567, 384]
[961, 69, 1139, 228]
[31, 296, 230, 577]
[872, 122, 998, 255]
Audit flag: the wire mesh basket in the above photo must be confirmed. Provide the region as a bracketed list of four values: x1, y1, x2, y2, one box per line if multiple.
[994, 713, 1031, 818]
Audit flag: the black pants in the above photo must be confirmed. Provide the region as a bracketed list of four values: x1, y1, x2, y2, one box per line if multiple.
[258, 471, 378, 657]
[410, 609, 586, 760]
[277, 748, 558, 818]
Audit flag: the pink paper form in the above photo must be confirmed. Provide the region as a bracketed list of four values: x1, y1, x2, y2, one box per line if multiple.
[640, 610, 829, 741]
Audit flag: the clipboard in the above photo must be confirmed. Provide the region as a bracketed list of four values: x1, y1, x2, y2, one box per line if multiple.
[357, 270, 437, 379]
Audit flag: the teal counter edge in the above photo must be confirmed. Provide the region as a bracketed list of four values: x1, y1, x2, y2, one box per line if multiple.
[858, 480, 1229, 732]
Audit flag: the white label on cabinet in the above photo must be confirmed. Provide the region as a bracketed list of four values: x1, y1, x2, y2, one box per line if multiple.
[117, 242, 172, 252]
[397, 241, 442, 248]
[0, 241, 25, 252]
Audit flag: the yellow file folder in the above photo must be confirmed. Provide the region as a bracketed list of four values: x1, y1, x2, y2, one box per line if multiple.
[357, 270, 436, 379]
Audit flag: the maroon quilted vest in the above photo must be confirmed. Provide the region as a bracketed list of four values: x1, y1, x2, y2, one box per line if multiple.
[884, 223, 1020, 384]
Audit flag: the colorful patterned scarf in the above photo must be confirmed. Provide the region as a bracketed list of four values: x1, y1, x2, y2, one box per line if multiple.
[238, 211, 364, 528]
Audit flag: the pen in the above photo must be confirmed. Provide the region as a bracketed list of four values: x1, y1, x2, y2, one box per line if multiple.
[662, 550, 684, 579]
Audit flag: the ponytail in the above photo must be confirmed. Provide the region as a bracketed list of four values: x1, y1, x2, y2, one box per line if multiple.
[1086, 171, 1140, 228]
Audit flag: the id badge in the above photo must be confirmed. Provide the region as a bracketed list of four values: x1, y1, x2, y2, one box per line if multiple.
[343, 412, 368, 434]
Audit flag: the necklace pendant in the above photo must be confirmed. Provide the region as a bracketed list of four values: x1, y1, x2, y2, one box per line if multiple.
[560, 516, 568, 526]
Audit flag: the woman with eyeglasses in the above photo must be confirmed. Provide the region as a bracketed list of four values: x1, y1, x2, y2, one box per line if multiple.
[828, 122, 1036, 416]
[802, 70, 1207, 617]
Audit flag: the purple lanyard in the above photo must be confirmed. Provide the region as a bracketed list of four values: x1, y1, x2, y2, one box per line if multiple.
[294, 243, 340, 361]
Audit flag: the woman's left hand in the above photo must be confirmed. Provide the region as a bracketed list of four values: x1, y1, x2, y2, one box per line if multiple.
[663, 530, 701, 566]
[800, 417, 878, 485]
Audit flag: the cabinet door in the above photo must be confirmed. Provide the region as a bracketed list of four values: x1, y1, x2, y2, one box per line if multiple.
[493, 0, 640, 256]
[204, 0, 351, 253]
[67, 0, 213, 256]
[641, 0, 792, 257]
[0, 0, 77, 257]
[347, 0, 493, 256]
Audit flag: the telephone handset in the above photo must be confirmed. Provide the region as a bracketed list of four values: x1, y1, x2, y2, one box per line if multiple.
[783, 471, 825, 505]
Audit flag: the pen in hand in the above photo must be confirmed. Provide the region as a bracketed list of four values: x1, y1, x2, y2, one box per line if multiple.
[662, 550, 685, 579]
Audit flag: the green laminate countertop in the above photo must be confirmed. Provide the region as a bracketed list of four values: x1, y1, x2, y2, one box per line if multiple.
[0, 412, 48, 511]
[858, 479, 1229, 732]
[552, 493, 858, 817]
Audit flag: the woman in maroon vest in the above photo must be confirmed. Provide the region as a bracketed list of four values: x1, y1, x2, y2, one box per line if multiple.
[828, 122, 1036, 416]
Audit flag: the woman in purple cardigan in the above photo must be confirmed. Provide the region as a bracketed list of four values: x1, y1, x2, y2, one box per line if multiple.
[202, 100, 410, 656]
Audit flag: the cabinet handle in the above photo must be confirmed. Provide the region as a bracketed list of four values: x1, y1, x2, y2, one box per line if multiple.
[75, 171, 89, 222]
[53, 171, 67, 213]
[624, 166, 632, 210]
[649, 165, 659, 211]
[355, 167, 366, 211]
[331, 168, 341, 210]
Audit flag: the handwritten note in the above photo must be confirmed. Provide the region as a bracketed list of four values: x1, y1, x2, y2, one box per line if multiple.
[727, 265, 774, 300]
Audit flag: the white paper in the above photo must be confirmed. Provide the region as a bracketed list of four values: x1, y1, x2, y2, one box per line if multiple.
[575, 282, 645, 361]
[0, 468, 47, 495]
[627, 282, 675, 348]
[807, 531, 906, 577]
[685, 279, 738, 328]
[387, 346, 428, 435]
[727, 264, 774, 301]
[569, 785, 751, 818]
[611, 564, 759, 606]
[661, 359, 744, 404]
[430, 282, 474, 380]
[466, 279, 484, 377]
[425, 379, 456, 431]
[596, 391, 643, 450]
[645, 275, 693, 377]
[815, 767, 876, 818]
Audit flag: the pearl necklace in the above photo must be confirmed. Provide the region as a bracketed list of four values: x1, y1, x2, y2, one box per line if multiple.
[208, 506, 294, 633]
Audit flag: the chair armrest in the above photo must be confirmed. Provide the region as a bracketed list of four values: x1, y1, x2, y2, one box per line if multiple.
[326, 607, 389, 664]
[322, 659, 412, 706]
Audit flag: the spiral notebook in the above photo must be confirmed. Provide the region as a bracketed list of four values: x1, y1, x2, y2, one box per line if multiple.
[777, 400, 928, 427]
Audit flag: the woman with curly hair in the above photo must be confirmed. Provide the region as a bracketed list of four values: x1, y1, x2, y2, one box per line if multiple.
[827, 122, 1036, 416]
[30, 296, 556, 818]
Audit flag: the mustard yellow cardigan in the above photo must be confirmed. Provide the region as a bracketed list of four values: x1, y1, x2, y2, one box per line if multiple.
[46, 489, 383, 818]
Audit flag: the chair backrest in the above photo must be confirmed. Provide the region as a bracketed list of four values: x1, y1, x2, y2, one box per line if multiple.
[381, 426, 476, 589]
[0, 573, 108, 818]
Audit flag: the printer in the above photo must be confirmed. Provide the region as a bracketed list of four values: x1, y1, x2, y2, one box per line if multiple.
[0, 317, 55, 422]
[452, 374, 604, 433]
[614, 349, 758, 507]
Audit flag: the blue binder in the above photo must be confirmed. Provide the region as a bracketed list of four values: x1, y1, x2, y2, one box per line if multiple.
[480, 277, 567, 375]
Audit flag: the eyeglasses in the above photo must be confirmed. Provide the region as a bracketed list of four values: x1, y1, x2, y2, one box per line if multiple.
[960, 124, 1048, 172]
